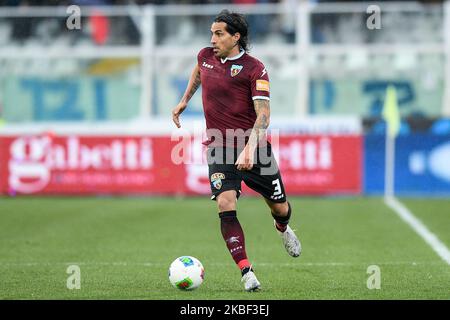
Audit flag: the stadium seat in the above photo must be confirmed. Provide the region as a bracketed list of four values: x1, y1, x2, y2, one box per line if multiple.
[334, 13, 364, 44]
[321, 55, 344, 74]
[0, 22, 11, 46]
[421, 54, 444, 72]
[346, 50, 368, 71]
[370, 55, 395, 77]
[54, 58, 79, 76]
[393, 52, 417, 72]
[29, 59, 51, 75]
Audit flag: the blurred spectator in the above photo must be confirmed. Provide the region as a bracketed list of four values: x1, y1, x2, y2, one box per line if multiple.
[230, 0, 272, 43]
[0, 0, 21, 5]
[9, 1, 35, 44]
[90, 10, 110, 44]
[72, 0, 113, 4]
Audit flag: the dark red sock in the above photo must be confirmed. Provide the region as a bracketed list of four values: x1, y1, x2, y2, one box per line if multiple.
[219, 210, 250, 270]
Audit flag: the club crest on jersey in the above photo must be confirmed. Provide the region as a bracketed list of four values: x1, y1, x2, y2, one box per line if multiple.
[230, 64, 243, 77]
[211, 173, 225, 190]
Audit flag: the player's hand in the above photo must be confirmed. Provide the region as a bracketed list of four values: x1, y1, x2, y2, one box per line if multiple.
[235, 146, 255, 171]
[172, 102, 187, 128]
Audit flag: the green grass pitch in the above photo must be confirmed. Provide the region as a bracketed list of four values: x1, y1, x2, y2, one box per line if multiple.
[0, 196, 449, 299]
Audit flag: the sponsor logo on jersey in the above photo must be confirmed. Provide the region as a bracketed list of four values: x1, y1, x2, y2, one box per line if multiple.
[256, 79, 270, 92]
[261, 68, 267, 77]
[202, 61, 214, 69]
[230, 64, 243, 77]
[211, 172, 225, 190]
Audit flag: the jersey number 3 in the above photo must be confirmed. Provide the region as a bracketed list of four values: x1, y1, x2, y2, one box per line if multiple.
[272, 179, 282, 196]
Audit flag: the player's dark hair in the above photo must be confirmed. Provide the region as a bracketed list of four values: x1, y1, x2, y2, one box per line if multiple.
[214, 10, 250, 52]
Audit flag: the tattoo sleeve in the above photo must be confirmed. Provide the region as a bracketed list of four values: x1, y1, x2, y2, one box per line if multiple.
[182, 65, 201, 103]
[248, 99, 270, 149]
[186, 71, 201, 101]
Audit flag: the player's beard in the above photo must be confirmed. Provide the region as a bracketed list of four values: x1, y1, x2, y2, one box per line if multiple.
[213, 46, 227, 58]
[214, 43, 238, 59]
[214, 48, 227, 59]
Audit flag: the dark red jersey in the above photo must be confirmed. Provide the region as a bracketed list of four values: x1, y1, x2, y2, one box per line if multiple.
[197, 47, 270, 147]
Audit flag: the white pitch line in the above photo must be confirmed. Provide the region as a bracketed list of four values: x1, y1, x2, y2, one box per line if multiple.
[385, 196, 450, 265]
[0, 261, 445, 267]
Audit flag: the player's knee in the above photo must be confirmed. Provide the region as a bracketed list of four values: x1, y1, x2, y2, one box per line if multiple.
[216, 193, 236, 212]
[271, 201, 290, 217]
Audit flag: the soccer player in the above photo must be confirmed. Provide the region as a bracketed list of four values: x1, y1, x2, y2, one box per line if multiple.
[172, 10, 301, 292]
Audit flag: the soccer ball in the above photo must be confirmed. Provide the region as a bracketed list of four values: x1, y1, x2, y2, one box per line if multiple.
[168, 256, 204, 290]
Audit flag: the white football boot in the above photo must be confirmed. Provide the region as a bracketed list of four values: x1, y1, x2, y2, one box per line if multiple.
[241, 269, 261, 292]
[275, 221, 301, 257]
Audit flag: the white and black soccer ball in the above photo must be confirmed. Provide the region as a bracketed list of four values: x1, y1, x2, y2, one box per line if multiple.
[168, 256, 204, 290]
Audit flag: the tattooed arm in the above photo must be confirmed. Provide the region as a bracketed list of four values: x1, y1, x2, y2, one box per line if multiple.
[236, 99, 270, 170]
[172, 64, 201, 128]
[247, 99, 270, 150]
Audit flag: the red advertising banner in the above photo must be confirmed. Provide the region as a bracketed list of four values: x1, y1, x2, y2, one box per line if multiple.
[0, 134, 361, 196]
[268, 135, 362, 194]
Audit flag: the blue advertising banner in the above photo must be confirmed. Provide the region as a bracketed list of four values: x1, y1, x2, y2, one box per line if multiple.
[365, 134, 450, 195]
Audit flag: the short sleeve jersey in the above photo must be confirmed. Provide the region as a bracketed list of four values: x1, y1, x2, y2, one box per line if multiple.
[197, 47, 270, 147]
